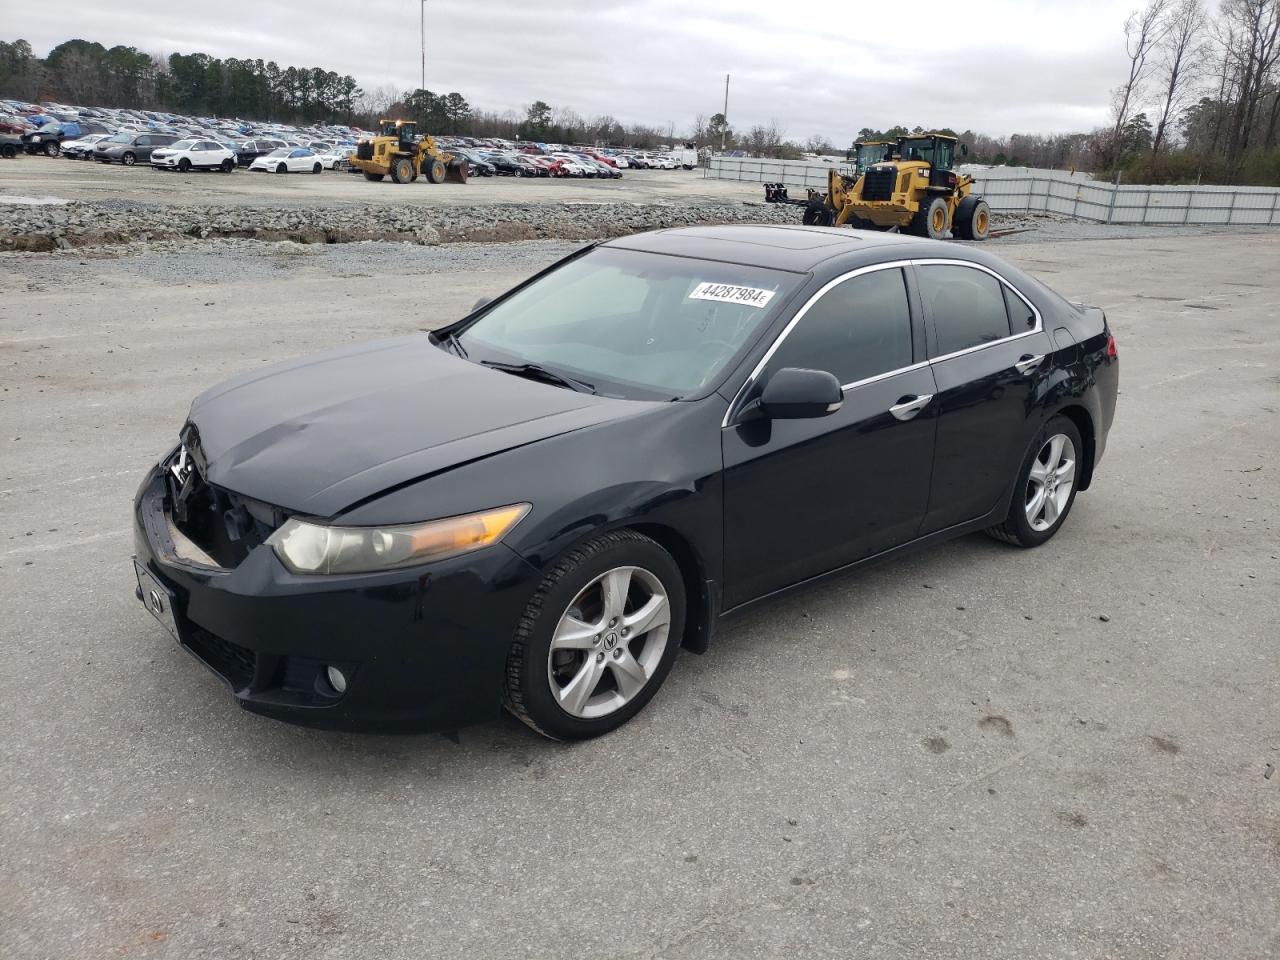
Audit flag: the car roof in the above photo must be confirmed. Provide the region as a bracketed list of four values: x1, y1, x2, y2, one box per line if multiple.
[603, 224, 954, 272]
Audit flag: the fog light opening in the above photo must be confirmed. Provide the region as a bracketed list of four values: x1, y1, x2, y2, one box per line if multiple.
[325, 665, 348, 695]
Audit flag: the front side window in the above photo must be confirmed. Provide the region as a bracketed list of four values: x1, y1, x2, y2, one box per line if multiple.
[918, 265, 1014, 356]
[457, 248, 802, 399]
[765, 267, 914, 386]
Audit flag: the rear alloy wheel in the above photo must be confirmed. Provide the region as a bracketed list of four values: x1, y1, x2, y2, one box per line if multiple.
[986, 415, 1084, 547]
[220, 158, 234, 172]
[122, 152, 136, 166]
[504, 530, 685, 740]
[177, 157, 191, 172]
[911, 195, 949, 239]
[312, 162, 322, 174]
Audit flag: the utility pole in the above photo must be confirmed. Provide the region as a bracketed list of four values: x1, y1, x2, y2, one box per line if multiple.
[420, 1, 427, 93]
[722, 73, 729, 152]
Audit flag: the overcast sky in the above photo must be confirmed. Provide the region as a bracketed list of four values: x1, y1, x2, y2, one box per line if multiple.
[10, 0, 1138, 139]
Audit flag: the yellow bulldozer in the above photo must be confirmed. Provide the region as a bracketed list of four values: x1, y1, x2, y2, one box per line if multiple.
[350, 119, 468, 184]
[766, 133, 990, 241]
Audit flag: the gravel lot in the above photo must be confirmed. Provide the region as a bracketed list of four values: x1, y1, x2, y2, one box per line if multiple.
[9, 154, 1276, 251]
[1, 227, 1278, 959]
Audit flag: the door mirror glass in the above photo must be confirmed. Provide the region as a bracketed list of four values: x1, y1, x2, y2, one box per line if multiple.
[753, 367, 843, 420]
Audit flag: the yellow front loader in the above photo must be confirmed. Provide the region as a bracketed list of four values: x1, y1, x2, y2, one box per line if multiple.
[351, 119, 468, 184]
[766, 133, 991, 240]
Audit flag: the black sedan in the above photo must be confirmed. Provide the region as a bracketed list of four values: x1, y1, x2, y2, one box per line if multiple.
[132, 226, 1118, 740]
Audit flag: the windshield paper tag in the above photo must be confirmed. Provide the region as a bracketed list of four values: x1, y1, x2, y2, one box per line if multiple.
[689, 282, 776, 308]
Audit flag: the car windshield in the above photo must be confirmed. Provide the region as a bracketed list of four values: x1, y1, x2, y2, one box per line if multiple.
[104, 133, 131, 143]
[169, 139, 195, 149]
[264, 148, 290, 157]
[457, 247, 801, 400]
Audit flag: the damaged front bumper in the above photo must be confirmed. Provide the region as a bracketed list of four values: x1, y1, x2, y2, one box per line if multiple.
[131, 461, 542, 733]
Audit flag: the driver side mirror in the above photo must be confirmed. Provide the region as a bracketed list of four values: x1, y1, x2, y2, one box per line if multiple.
[741, 367, 843, 421]
[960, 143, 969, 157]
[471, 296, 492, 314]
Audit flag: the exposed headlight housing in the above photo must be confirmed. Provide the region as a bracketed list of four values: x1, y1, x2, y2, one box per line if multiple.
[266, 504, 530, 575]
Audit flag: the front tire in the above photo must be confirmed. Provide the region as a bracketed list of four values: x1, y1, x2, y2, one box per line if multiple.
[504, 530, 685, 740]
[44, 141, 60, 157]
[911, 195, 949, 239]
[177, 157, 191, 172]
[122, 152, 136, 166]
[986, 416, 1084, 547]
[426, 158, 447, 183]
[363, 171, 385, 181]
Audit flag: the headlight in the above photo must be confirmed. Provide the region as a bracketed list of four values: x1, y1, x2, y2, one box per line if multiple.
[31, 135, 40, 142]
[266, 504, 530, 575]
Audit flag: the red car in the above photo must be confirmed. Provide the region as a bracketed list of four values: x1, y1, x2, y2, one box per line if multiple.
[587, 151, 618, 168]
[528, 156, 568, 177]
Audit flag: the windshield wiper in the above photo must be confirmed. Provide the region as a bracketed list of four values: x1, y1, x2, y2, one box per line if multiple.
[430, 332, 471, 358]
[479, 360, 596, 394]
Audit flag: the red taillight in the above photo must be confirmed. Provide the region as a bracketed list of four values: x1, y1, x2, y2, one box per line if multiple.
[1106, 334, 1117, 358]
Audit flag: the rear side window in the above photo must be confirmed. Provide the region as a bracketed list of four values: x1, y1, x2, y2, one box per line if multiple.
[918, 265, 1013, 355]
[767, 267, 914, 386]
[1003, 284, 1036, 331]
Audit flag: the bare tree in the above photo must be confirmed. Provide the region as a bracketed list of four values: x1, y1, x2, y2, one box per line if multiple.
[1151, 0, 1208, 157]
[1219, 0, 1280, 173]
[1106, 0, 1172, 172]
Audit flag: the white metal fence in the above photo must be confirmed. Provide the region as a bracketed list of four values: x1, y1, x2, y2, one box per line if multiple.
[707, 157, 1280, 227]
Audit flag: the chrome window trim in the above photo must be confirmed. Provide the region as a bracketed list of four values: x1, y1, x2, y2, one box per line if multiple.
[722, 257, 1043, 428]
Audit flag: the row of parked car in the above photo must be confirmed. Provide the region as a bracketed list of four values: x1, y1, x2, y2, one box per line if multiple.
[0, 98, 701, 181]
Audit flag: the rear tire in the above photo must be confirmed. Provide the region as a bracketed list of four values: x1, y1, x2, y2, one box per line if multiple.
[504, 529, 685, 741]
[954, 196, 991, 241]
[1, 144, 16, 159]
[312, 162, 322, 174]
[911, 196, 949, 239]
[220, 158, 234, 172]
[986, 416, 1084, 548]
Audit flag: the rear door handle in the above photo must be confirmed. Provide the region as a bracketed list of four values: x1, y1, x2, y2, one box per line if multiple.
[889, 394, 933, 421]
[1014, 353, 1045, 375]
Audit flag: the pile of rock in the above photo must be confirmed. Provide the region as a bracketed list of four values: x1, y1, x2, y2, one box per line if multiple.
[0, 198, 801, 252]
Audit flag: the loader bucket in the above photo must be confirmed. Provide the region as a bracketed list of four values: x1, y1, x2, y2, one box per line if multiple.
[447, 158, 469, 184]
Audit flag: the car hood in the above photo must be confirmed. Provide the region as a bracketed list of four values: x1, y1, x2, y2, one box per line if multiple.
[184, 335, 651, 517]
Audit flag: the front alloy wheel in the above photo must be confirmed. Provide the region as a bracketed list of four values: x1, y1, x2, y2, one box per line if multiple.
[505, 529, 685, 739]
[547, 565, 671, 719]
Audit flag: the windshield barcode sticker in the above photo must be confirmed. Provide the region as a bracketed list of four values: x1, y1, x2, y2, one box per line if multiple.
[689, 282, 776, 308]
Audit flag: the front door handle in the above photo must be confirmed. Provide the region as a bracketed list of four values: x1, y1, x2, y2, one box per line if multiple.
[1014, 353, 1045, 375]
[889, 393, 933, 421]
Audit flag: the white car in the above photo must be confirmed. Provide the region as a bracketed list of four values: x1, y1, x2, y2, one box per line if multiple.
[60, 133, 111, 159]
[316, 146, 354, 170]
[150, 139, 236, 172]
[652, 155, 677, 170]
[248, 147, 324, 174]
[551, 154, 595, 177]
